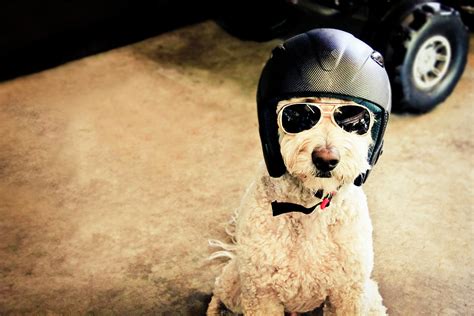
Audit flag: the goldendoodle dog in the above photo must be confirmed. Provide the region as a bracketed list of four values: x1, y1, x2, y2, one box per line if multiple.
[208, 28, 391, 316]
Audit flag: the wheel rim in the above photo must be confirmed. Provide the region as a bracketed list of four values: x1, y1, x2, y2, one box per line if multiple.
[412, 35, 451, 90]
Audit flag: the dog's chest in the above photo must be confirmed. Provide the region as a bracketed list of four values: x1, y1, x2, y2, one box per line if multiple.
[264, 214, 348, 310]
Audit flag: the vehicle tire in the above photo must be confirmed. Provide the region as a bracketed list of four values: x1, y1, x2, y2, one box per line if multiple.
[384, 2, 469, 113]
[214, 0, 294, 41]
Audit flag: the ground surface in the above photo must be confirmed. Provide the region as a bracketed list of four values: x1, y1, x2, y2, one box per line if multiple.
[0, 22, 472, 315]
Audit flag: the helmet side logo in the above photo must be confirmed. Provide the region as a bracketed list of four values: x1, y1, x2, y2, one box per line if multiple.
[371, 51, 385, 68]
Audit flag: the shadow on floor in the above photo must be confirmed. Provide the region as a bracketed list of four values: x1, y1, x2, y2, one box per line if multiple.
[0, 1, 213, 82]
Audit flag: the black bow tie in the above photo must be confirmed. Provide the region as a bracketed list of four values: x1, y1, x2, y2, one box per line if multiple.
[271, 190, 335, 217]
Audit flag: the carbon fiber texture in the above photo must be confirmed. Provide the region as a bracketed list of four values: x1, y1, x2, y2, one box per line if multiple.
[258, 29, 391, 111]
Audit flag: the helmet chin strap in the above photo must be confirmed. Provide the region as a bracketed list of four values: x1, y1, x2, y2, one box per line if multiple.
[354, 170, 370, 186]
[354, 140, 383, 186]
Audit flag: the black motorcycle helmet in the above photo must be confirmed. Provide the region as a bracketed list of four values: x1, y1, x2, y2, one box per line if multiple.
[257, 28, 391, 185]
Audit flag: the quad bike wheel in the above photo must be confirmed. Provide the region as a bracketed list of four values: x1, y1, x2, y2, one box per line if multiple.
[384, 2, 469, 113]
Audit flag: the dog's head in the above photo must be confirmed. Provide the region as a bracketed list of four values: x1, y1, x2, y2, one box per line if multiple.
[257, 29, 391, 188]
[277, 97, 374, 192]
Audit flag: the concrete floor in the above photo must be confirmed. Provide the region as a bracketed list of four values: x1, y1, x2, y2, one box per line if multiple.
[0, 21, 472, 315]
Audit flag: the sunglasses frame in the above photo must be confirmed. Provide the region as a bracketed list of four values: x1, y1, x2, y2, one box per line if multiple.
[277, 102, 375, 136]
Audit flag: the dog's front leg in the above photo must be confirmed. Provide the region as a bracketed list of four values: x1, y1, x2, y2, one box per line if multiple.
[361, 279, 387, 315]
[240, 291, 284, 316]
[325, 279, 387, 316]
[239, 273, 284, 316]
[325, 285, 364, 316]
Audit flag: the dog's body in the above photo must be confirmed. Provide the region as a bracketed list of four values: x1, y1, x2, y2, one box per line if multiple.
[208, 97, 387, 316]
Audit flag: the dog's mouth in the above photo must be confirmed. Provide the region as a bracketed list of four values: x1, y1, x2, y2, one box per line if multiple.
[316, 171, 332, 178]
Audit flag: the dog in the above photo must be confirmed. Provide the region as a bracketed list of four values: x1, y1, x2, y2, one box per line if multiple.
[207, 28, 391, 316]
[207, 97, 387, 316]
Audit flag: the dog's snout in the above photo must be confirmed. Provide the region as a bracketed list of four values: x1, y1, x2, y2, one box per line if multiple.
[312, 147, 340, 172]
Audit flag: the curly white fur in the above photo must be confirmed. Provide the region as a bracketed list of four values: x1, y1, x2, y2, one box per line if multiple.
[208, 98, 387, 316]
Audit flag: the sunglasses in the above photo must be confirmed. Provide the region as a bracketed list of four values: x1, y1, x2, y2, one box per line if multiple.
[277, 102, 373, 135]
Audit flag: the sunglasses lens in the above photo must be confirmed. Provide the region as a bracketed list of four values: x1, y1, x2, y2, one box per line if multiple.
[281, 103, 321, 133]
[334, 105, 371, 135]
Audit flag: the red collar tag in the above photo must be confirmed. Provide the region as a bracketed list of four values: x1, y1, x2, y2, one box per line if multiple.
[320, 192, 336, 210]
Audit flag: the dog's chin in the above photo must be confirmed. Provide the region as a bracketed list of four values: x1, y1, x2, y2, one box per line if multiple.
[294, 172, 342, 193]
[316, 171, 332, 178]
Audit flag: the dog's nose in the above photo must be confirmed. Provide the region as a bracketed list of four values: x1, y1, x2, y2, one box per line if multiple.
[312, 147, 340, 172]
